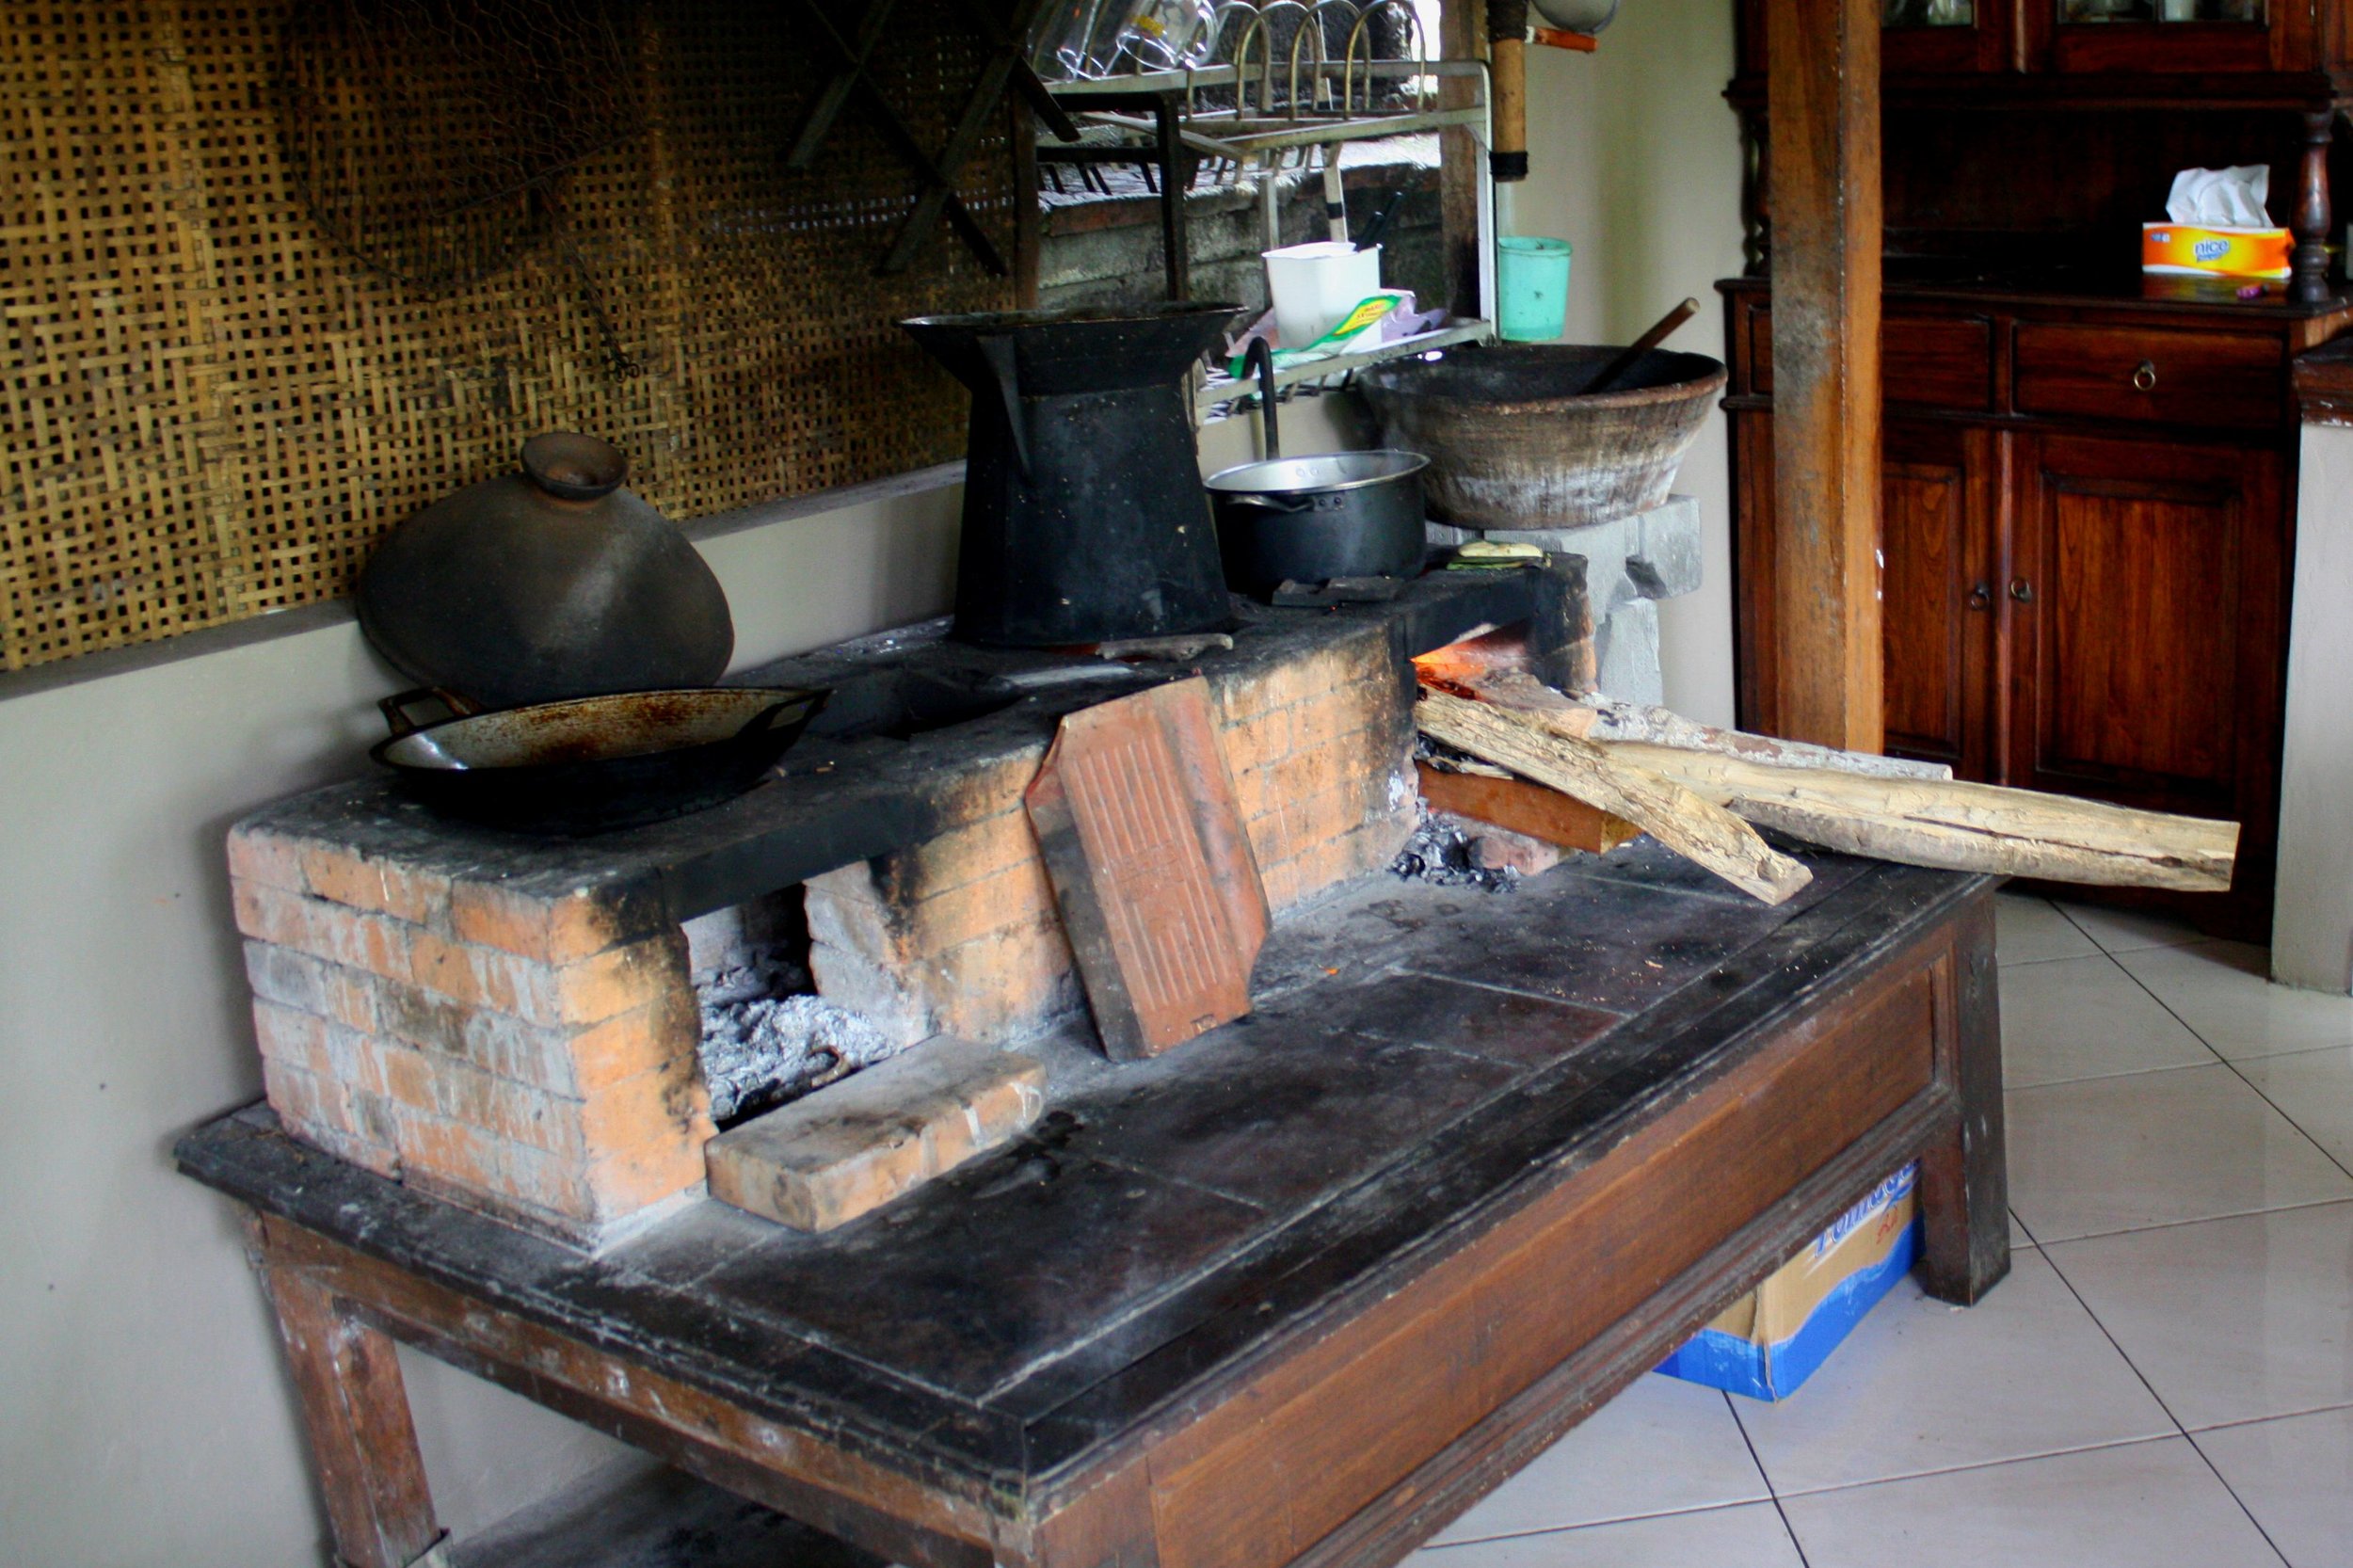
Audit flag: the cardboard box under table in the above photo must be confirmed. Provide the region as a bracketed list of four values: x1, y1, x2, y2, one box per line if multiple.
[1659, 1162, 1921, 1401]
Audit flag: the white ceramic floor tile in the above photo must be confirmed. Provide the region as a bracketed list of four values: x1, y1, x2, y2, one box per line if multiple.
[1999, 953, 2218, 1088]
[1781, 1439, 2281, 1568]
[1732, 1248, 2173, 1496]
[1408, 1502, 1802, 1567]
[2058, 903, 2210, 956]
[2118, 941, 2353, 1062]
[2238, 1045, 2353, 1171]
[1997, 894, 2102, 966]
[2195, 1405, 2353, 1568]
[1427, 1375, 1767, 1544]
[2044, 1202, 2353, 1432]
[2007, 1064, 2353, 1242]
[2011, 1208, 2035, 1247]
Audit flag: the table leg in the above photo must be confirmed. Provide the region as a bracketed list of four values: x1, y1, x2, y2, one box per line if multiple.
[255, 1223, 444, 1568]
[1916, 894, 2010, 1305]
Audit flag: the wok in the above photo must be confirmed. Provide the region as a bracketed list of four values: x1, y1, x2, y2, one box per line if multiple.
[372, 685, 827, 836]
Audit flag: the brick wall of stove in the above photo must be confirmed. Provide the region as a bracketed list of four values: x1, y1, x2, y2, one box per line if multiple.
[227, 840, 712, 1243]
[804, 624, 1418, 1049]
[228, 620, 1418, 1242]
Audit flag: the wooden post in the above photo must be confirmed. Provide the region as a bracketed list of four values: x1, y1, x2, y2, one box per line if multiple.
[1765, 0, 1884, 752]
[2291, 105, 2336, 307]
[1438, 0, 1487, 318]
[1916, 895, 2010, 1305]
[254, 1219, 442, 1568]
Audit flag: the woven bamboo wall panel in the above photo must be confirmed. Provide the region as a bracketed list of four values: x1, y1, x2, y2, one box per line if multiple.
[0, 1, 1019, 671]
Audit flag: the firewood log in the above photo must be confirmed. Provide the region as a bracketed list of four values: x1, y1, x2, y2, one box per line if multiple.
[1601, 743, 2236, 892]
[1415, 691, 1814, 906]
[1426, 673, 2238, 893]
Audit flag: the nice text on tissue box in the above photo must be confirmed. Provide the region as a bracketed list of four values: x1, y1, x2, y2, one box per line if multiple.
[2143, 223, 2292, 280]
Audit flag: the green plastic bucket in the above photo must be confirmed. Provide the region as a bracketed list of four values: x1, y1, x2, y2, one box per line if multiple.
[1497, 236, 1573, 342]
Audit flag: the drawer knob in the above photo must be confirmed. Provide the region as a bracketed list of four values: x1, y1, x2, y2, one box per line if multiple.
[2009, 577, 2036, 605]
[1967, 583, 1993, 611]
[2132, 360, 2158, 392]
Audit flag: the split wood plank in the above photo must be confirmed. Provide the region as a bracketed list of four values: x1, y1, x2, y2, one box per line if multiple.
[1417, 761, 1643, 855]
[1432, 670, 2235, 891]
[1603, 742, 2237, 892]
[1442, 669, 1948, 780]
[1416, 690, 1814, 906]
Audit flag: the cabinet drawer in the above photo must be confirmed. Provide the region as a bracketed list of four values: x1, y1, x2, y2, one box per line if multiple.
[1749, 312, 1992, 410]
[2012, 325, 2282, 430]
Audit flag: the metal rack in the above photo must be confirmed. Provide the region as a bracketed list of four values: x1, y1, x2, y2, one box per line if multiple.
[1043, 53, 1497, 385]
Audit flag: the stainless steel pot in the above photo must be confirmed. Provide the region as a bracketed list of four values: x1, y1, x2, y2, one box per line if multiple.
[1205, 450, 1431, 596]
[1204, 341, 1431, 598]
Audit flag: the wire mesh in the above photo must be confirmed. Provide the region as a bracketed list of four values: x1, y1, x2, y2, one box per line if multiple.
[0, 0, 1019, 672]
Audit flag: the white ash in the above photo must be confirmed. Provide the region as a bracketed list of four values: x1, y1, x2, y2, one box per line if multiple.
[695, 949, 902, 1126]
[1389, 801, 1521, 894]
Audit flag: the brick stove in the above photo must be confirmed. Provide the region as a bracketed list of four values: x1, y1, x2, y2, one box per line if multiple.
[226, 570, 1586, 1246]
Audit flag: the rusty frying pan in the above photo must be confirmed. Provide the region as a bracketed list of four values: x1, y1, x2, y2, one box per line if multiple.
[372, 685, 827, 835]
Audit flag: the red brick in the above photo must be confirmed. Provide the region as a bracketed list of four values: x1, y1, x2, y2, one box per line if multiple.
[803, 882, 899, 968]
[883, 809, 1043, 904]
[928, 913, 1080, 1042]
[1242, 808, 1290, 873]
[305, 903, 417, 984]
[413, 925, 680, 1025]
[706, 1040, 1043, 1231]
[449, 881, 633, 965]
[582, 1135, 709, 1224]
[552, 935, 688, 1027]
[231, 879, 314, 949]
[296, 1121, 402, 1179]
[250, 1000, 333, 1078]
[578, 1057, 712, 1160]
[226, 828, 307, 893]
[299, 845, 450, 926]
[376, 979, 571, 1091]
[393, 1112, 586, 1220]
[243, 942, 379, 1033]
[1219, 702, 1296, 776]
[808, 942, 933, 1046]
[564, 993, 700, 1096]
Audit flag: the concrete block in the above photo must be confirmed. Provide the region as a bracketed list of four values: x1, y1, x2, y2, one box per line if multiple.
[706, 1038, 1046, 1232]
[1596, 598, 1665, 707]
[1628, 494, 1705, 600]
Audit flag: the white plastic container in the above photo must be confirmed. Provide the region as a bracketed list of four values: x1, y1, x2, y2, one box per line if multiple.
[1263, 241, 1383, 348]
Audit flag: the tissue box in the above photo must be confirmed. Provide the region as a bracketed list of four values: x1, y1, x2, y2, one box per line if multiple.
[1656, 1163, 1919, 1401]
[2143, 223, 2292, 280]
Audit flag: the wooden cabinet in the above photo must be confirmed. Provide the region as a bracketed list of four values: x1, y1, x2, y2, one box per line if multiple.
[1737, 0, 2339, 73]
[1883, 422, 2001, 778]
[2009, 434, 2286, 837]
[1723, 286, 2330, 938]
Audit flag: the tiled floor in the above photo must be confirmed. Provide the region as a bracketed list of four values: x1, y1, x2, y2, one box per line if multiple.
[1405, 895, 2353, 1568]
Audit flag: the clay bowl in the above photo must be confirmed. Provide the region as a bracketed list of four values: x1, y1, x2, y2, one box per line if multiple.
[1357, 344, 1727, 530]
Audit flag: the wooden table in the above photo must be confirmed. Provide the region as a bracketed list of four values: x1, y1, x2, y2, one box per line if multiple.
[180, 844, 2008, 1568]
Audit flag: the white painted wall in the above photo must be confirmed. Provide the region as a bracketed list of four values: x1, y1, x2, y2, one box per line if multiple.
[2273, 423, 2353, 992]
[1508, 0, 1748, 727]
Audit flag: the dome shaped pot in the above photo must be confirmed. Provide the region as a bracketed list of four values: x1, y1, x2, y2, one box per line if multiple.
[358, 433, 734, 711]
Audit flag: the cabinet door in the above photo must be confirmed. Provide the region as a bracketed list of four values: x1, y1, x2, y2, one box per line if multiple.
[1731, 412, 2002, 780]
[1883, 0, 2016, 72]
[2011, 433, 2286, 923]
[1882, 422, 2001, 779]
[2024, 0, 2315, 72]
[1737, 0, 2014, 72]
